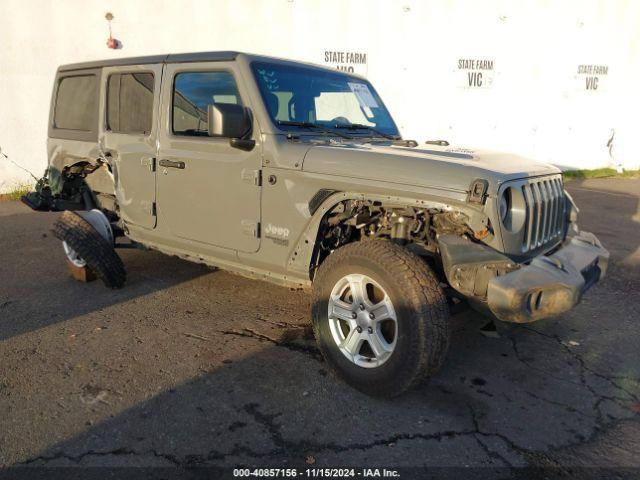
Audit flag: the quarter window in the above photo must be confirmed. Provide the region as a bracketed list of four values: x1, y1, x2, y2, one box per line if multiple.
[54, 75, 97, 131]
[172, 71, 242, 136]
[107, 73, 155, 134]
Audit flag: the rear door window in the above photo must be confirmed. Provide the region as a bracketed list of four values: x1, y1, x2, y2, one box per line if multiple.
[107, 73, 155, 134]
[54, 75, 97, 131]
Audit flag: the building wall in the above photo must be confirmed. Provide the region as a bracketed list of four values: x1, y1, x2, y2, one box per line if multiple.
[1, 0, 639, 192]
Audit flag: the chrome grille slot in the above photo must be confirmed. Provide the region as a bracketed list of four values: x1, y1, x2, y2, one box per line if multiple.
[555, 177, 565, 235]
[546, 180, 554, 239]
[548, 180, 557, 237]
[533, 182, 543, 247]
[522, 185, 534, 251]
[541, 181, 549, 243]
[513, 175, 565, 253]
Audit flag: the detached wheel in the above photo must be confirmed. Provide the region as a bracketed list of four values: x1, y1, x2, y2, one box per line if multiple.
[312, 240, 450, 397]
[53, 210, 126, 289]
[63, 240, 89, 269]
[62, 240, 97, 283]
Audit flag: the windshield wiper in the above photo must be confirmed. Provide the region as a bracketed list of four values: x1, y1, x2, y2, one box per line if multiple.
[333, 123, 418, 147]
[277, 120, 319, 128]
[277, 121, 353, 139]
[332, 123, 399, 140]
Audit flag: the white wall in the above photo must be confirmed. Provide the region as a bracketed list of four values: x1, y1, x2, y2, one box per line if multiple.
[1, 0, 639, 192]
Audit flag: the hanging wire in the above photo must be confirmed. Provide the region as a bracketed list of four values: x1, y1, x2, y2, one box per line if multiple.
[0, 149, 40, 182]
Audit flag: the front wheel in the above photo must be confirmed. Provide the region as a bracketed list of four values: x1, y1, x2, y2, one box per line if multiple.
[312, 240, 450, 397]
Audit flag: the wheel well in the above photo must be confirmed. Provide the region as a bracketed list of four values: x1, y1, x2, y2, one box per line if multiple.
[309, 198, 478, 281]
[29, 161, 119, 220]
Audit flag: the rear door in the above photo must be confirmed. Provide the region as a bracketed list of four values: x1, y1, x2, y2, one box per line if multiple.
[155, 62, 262, 253]
[101, 64, 163, 229]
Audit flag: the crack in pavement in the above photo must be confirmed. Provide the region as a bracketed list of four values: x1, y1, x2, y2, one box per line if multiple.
[522, 325, 640, 402]
[237, 400, 523, 466]
[27, 326, 633, 468]
[506, 328, 640, 452]
[19, 402, 525, 467]
[17, 398, 639, 469]
[254, 314, 309, 330]
[10, 321, 639, 469]
[17, 447, 183, 467]
[219, 328, 322, 360]
[508, 333, 637, 413]
[472, 435, 513, 467]
[522, 389, 596, 419]
[508, 335, 583, 388]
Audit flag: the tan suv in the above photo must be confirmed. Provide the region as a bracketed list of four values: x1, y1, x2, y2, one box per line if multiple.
[23, 51, 609, 397]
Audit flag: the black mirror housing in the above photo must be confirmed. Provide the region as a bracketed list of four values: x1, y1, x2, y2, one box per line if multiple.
[207, 103, 251, 139]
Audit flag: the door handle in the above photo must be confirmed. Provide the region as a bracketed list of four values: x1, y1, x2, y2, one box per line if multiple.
[159, 159, 185, 169]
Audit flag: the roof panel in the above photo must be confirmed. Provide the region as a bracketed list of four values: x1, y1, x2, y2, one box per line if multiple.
[59, 51, 240, 72]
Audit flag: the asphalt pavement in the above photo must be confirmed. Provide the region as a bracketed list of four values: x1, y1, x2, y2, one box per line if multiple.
[0, 178, 638, 476]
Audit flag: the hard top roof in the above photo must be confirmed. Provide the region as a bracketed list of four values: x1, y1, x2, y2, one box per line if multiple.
[57, 51, 361, 77]
[58, 51, 241, 71]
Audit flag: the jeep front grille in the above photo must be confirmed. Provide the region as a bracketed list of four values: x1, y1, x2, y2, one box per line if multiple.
[520, 176, 565, 252]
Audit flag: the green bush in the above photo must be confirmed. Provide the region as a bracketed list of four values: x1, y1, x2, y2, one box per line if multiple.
[0, 183, 34, 201]
[563, 168, 640, 180]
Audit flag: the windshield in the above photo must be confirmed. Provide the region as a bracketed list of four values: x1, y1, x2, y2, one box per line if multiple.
[251, 61, 399, 137]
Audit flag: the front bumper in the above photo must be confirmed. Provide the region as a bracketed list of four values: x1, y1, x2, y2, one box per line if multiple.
[486, 231, 609, 323]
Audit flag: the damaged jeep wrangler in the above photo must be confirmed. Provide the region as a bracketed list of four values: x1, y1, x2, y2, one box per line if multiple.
[24, 52, 609, 397]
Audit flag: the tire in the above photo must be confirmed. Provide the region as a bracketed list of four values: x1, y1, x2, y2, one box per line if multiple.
[53, 210, 126, 289]
[312, 240, 450, 397]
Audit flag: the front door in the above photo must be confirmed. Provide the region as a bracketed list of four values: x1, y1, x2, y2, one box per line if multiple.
[156, 63, 261, 253]
[101, 65, 162, 229]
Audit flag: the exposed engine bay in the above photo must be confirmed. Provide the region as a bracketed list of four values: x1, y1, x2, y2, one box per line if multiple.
[313, 199, 492, 276]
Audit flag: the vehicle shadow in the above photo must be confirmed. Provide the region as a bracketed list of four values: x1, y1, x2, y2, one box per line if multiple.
[0, 205, 212, 342]
[10, 300, 639, 469]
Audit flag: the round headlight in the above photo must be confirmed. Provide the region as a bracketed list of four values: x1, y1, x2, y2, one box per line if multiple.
[499, 187, 526, 232]
[499, 189, 511, 223]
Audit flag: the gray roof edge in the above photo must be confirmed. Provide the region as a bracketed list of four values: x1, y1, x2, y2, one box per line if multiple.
[58, 51, 241, 72]
[57, 51, 366, 80]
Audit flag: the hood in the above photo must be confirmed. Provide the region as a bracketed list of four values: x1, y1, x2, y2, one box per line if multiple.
[302, 143, 560, 195]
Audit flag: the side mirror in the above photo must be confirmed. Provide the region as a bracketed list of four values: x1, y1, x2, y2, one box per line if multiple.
[207, 103, 251, 139]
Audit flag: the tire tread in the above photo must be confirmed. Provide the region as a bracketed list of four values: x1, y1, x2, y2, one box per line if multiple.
[312, 240, 450, 397]
[53, 211, 126, 289]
